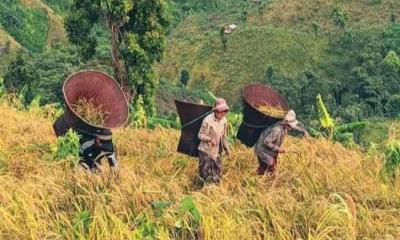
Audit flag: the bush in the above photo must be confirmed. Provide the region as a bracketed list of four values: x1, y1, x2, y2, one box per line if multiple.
[4, 53, 39, 104]
[54, 129, 80, 160]
[385, 95, 400, 117]
[0, 77, 5, 98]
[3, 45, 112, 106]
[129, 95, 147, 128]
[381, 140, 400, 183]
[179, 69, 190, 87]
[331, 6, 348, 28]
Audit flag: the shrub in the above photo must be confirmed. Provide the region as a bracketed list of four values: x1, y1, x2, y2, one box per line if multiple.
[331, 6, 348, 28]
[179, 69, 190, 87]
[54, 129, 80, 160]
[381, 140, 400, 183]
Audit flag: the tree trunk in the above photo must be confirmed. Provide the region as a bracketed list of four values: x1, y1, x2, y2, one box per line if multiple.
[110, 24, 131, 100]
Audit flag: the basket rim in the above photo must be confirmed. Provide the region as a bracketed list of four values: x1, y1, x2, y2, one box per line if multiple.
[242, 83, 289, 119]
[62, 69, 129, 129]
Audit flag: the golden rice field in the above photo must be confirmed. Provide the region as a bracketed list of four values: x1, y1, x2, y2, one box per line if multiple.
[0, 102, 399, 240]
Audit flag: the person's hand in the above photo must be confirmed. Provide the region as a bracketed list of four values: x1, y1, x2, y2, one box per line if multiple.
[211, 139, 217, 146]
[278, 148, 285, 153]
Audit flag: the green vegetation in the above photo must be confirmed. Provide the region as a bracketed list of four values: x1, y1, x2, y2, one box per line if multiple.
[382, 139, 400, 183]
[157, 0, 400, 123]
[0, 0, 49, 52]
[65, 0, 171, 116]
[42, 0, 73, 14]
[54, 128, 80, 160]
[3, 45, 112, 105]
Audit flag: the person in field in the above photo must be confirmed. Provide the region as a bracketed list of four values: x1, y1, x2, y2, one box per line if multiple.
[197, 98, 231, 183]
[255, 109, 309, 175]
[78, 129, 118, 173]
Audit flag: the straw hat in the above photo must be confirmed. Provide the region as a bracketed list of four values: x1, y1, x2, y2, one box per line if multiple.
[214, 98, 230, 112]
[283, 109, 298, 128]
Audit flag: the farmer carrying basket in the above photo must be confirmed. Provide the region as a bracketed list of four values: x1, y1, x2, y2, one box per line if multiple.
[53, 70, 129, 173]
[236, 84, 309, 175]
[175, 98, 231, 184]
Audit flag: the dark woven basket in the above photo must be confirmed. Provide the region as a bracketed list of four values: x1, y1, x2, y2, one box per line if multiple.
[175, 99, 213, 157]
[237, 84, 289, 147]
[53, 70, 129, 137]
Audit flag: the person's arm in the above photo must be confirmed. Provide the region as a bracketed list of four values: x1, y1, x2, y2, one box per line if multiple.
[292, 122, 310, 138]
[263, 127, 281, 152]
[198, 118, 211, 142]
[222, 122, 230, 156]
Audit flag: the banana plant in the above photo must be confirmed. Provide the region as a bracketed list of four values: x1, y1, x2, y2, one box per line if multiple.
[316, 94, 335, 138]
[316, 94, 366, 147]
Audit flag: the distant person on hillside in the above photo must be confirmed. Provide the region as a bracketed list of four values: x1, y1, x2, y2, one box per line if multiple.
[78, 129, 118, 174]
[197, 98, 231, 184]
[255, 110, 309, 175]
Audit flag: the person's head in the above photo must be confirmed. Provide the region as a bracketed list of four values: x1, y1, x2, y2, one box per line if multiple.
[282, 109, 298, 130]
[213, 98, 229, 120]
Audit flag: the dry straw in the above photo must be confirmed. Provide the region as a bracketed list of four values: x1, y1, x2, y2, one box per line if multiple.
[72, 98, 109, 125]
[258, 105, 287, 118]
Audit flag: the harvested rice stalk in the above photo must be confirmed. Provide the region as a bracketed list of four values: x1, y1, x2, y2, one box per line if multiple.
[258, 105, 287, 118]
[72, 98, 110, 125]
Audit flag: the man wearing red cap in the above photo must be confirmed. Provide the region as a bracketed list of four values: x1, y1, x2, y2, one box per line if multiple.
[197, 98, 231, 183]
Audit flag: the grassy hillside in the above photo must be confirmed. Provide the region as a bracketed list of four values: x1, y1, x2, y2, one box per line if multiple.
[0, 102, 399, 239]
[157, 0, 400, 104]
[0, 28, 21, 49]
[0, 0, 66, 52]
[249, 0, 400, 30]
[20, 0, 67, 46]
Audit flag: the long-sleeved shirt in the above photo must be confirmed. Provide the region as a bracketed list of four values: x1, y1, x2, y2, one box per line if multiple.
[255, 122, 308, 161]
[198, 113, 229, 160]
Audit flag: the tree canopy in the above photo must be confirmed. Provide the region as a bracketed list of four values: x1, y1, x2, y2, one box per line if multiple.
[65, 0, 170, 115]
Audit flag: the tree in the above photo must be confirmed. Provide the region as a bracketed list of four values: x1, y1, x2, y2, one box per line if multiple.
[385, 95, 400, 117]
[265, 65, 274, 81]
[390, 12, 396, 24]
[312, 21, 320, 39]
[383, 50, 400, 72]
[4, 53, 38, 104]
[241, 7, 248, 22]
[219, 27, 228, 51]
[179, 69, 190, 87]
[331, 6, 348, 29]
[65, 0, 170, 115]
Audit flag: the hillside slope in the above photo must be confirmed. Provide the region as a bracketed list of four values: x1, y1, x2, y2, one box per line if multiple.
[21, 0, 67, 46]
[0, 103, 399, 239]
[157, 0, 400, 103]
[0, 28, 21, 50]
[0, 0, 66, 51]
